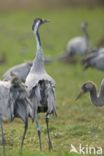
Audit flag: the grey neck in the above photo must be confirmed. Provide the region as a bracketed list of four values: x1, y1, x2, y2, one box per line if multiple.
[35, 27, 41, 49]
[30, 26, 46, 74]
[82, 27, 89, 43]
[90, 87, 104, 106]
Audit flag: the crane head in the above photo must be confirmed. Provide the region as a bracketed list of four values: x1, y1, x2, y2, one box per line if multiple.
[76, 81, 95, 100]
[80, 21, 88, 30]
[32, 18, 49, 31]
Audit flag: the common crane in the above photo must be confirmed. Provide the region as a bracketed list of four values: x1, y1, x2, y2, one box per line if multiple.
[25, 18, 57, 150]
[0, 73, 33, 155]
[3, 61, 33, 82]
[82, 48, 104, 71]
[58, 21, 89, 63]
[76, 80, 104, 106]
[3, 58, 52, 82]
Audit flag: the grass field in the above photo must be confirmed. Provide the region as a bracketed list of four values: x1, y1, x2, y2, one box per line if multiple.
[0, 7, 104, 156]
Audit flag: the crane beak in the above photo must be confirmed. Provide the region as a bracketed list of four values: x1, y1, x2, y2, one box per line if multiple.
[43, 19, 49, 24]
[75, 89, 85, 100]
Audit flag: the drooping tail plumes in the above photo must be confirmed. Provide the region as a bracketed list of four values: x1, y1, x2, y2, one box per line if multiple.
[81, 51, 98, 70]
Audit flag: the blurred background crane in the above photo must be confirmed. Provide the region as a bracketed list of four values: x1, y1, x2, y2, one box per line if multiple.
[58, 21, 89, 63]
[82, 48, 104, 71]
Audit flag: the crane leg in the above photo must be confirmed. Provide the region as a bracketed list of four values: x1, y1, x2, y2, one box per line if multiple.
[35, 115, 42, 151]
[45, 115, 53, 151]
[20, 118, 28, 154]
[0, 116, 6, 156]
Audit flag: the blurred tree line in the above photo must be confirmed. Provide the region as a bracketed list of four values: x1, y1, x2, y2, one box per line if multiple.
[0, 0, 103, 11]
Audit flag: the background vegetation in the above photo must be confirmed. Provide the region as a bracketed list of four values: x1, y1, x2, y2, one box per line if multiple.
[0, 4, 104, 156]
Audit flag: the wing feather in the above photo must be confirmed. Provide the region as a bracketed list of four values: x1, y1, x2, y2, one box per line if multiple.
[0, 81, 13, 120]
[29, 85, 41, 118]
[46, 82, 57, 116]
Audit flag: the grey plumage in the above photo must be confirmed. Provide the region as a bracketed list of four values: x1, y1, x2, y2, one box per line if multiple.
[29, 80, 56, 114]
[66, 21, 89, 55]
[0, 73, 33, 155]
[3, 61, 33, 82]
[25, 18, 56, 150]
[82, 48, 104, 71]
[58, 21, 89, 63]
[3, 58, 52, 82]
[76, 79, 104, 106]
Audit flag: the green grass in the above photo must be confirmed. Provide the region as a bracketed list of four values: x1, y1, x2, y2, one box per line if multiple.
[0, 7, 104, 156]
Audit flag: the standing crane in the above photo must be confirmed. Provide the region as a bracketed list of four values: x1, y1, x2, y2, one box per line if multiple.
[0, 73, 33, 155]
[25, 18, 57, 150]
[76, 80, 104, 106]
[58, 21, 89, 63]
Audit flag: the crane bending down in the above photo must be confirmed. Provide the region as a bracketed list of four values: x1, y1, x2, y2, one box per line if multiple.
[76, 80, 104, 106]
[25, 18, 57, 150]
[0, 73, 33, 155]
